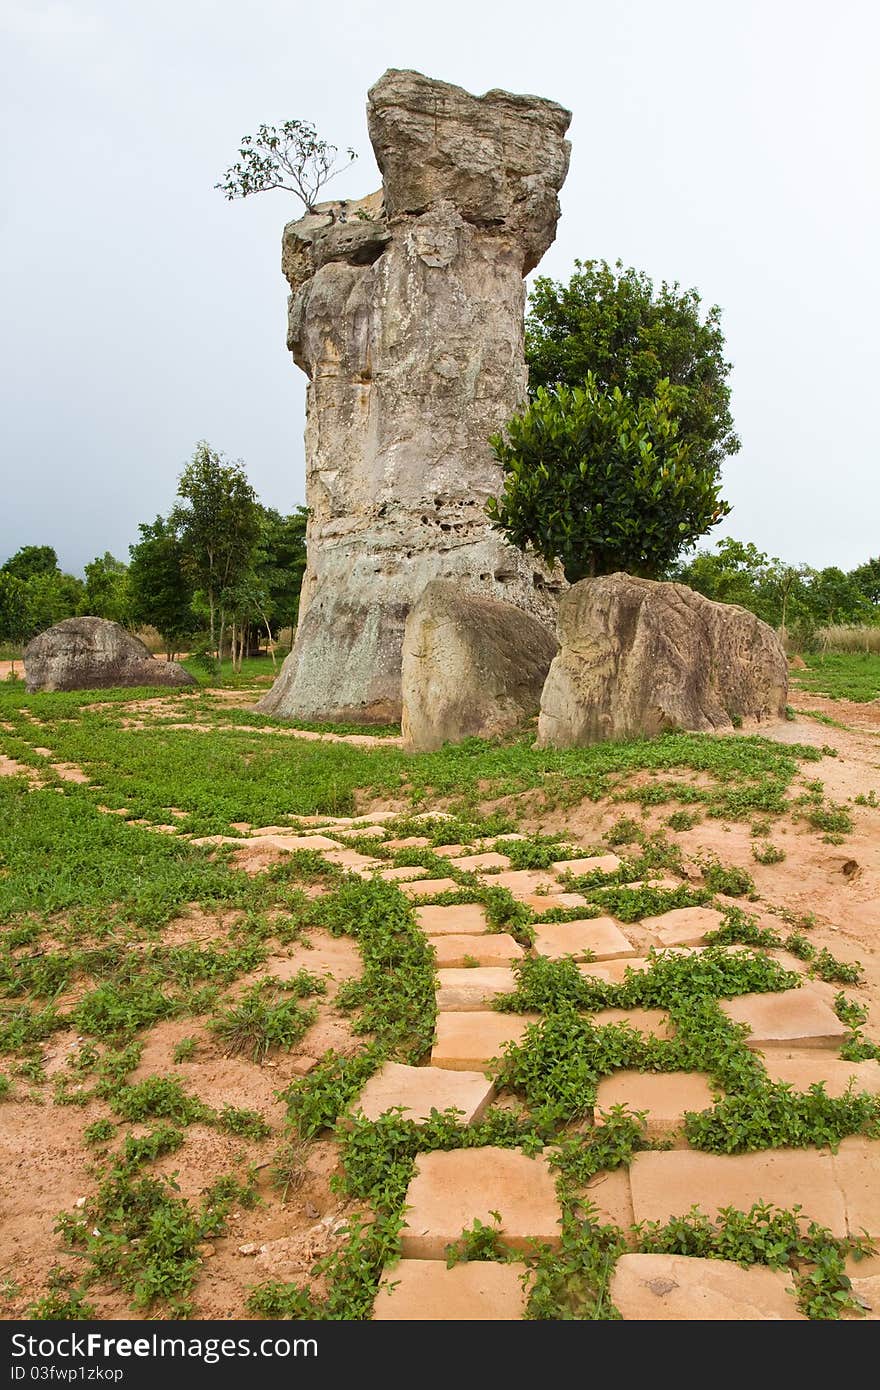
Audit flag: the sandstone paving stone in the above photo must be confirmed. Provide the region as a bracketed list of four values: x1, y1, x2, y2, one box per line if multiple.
[761, 1049, 880, 1098]
[332, 824, 388, 840]
[532, 917, 636, 962]
[432, 844, 471, 858]
[265, 832, 345, 850]
[831, 1137, 880, 1239]
[591, 1007, 675, 1041]
[483, 869, 560, 899]
[551, 854, 622, 876]
[415, 903, 489, 935]
[719, 989, 847, 1049]
[629, 1149, 847, 1236]
[642, 905, 725, 946]
[595, 1071, 716, 1138]
[385, 836, 432, 849]
[431, 1012, 538, 1071]
[399, 877, 460, 899]
[849, 1274, 880, 1319]
[400, 1147, 562, 1258]
[373, 1259, 530, 1320]
[429, 933, 524, 968]
[583, 1167, 634, 1231]
[377, 865, 430, 882]
[522, 891, 590, 911]
[579, 958, 652, 984]
[320, 848, 384, 874]
[610, 1254, 804, 1320]
[348, 1061, 495, 1126]
[436, 968, 517, 1011]
[447, 852, 512, 872]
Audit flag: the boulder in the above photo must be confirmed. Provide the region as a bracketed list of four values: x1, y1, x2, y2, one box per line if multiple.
[256, 69, 570, 724]
[401, 580, 558, 750]
[24, 617, 196, 693]
[537, 573, 787, 748]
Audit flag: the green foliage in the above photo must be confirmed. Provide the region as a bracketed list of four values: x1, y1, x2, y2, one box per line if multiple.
[83, 1118, 115, 1146]
[487, 375, 728, 582]
[216, 120, 357, 210]
[172, 1036, 198, 1063]
[525, 258, 739, 471]
[635, 1203, 875, 1319]
[684, 1083, 880, 1153]
[701, 862, 755, 897]
[210, 980, 317, 1063]
[445, 1213, 507, 1266]
[753, 841, 786, 864]
[80, 552, 132, 626]
[128, 516, 195, 658]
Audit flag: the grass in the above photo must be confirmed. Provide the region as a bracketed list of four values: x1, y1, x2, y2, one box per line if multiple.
[1, 663, 876, 1320]
[791, 652, 880, 703]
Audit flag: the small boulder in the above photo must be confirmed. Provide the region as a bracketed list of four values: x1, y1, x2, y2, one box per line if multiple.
[24, 617, 196, 693]
[401, 580, 558, 751]
[538, 573, 787, 748]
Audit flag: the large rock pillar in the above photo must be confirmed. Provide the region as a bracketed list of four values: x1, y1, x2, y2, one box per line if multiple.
[257, 69, 571, 722]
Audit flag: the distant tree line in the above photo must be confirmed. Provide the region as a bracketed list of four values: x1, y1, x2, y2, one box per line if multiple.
[0, 442, 308, 670]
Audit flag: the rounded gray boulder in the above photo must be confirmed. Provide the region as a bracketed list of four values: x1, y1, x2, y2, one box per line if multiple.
[24, 616, 196, 693]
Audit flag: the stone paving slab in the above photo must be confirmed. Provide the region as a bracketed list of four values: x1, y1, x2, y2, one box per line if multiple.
[400, 1147, 562, 1259]
[761, 1049, 880, 1098]
[532, 917, 636, 962]
[373, 1259, 530, 1320]
[399, 877, 460, 900]
[579, 958, 652, 983]
[522, 892, 590, 911]
[432, 844, 471, 858]
[482, 869, 560, 899]
[591, 1007, 675, 1041]
[415, 903, 489, 935]
[610, 1254, 804, 1320]
[447, 852, 512, 872]
[595, 1071, 716, 1137]
[436, 968, 517, 1011]
[629, 1148, 848, 1236]
[431, 1011, 538, 1071]
[385, 836, 432, 849]
[348, 1061, 495, 1126]
[320, 847, 384, 873]
[583, 1167, 634, 1230]
[332, 824, 388, 840]
[832, 1137, 880, 1238]
[642, 906, 725, 946]
[552, 854, 622, 876]
[429, 933, 524, 968]
[377, 865, 430, 882]
[720, 989, 847, 1049]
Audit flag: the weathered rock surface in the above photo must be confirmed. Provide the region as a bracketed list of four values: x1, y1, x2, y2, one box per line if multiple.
[610, 1254, 804, 1320]
[24, 617, 195, 693]
[401, 581, 558, 750]
[258, 69, 571, 723]
[537, 573, 788, 747]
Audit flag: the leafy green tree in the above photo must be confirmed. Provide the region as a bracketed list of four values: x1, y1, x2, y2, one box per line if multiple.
[216, 121, 356, 210]
[128, 518, 195, 660]
[0, 572, 30, 658]
[804, 567, 874, 627]
[849, 557, 880, 608]
[487, 375, 729, 582]
[172, 442, 262, 662]
[80, 552, 132, 626]
[258, 506, 308, 635]
[2, 545, 59, 581]
[18, 570, 84, 636]
[525, 259, 740, 471]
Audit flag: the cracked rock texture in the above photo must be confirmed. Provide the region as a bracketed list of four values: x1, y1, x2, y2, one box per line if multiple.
[257, 68, 571, 724]
[24, 617, 196, 693]
[537, 573, 788, 747]
[401, 580, 558, 750]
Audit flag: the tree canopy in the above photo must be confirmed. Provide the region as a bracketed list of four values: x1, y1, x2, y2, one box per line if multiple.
[487, 375, 729, 582]
[525, 259, 740, 472]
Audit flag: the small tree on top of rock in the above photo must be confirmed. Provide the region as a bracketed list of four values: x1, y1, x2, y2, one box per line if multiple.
[486, 375, 729, 582]
[216, 121, 356, 211]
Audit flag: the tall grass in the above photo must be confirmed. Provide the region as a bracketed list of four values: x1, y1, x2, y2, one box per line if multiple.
[816, 625, 880, 654]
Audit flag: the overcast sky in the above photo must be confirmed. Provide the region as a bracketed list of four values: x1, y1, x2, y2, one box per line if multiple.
[1, 0, 877, 576]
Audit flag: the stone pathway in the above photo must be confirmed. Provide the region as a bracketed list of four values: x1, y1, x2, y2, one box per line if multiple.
[239, 817, 877, 1321]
